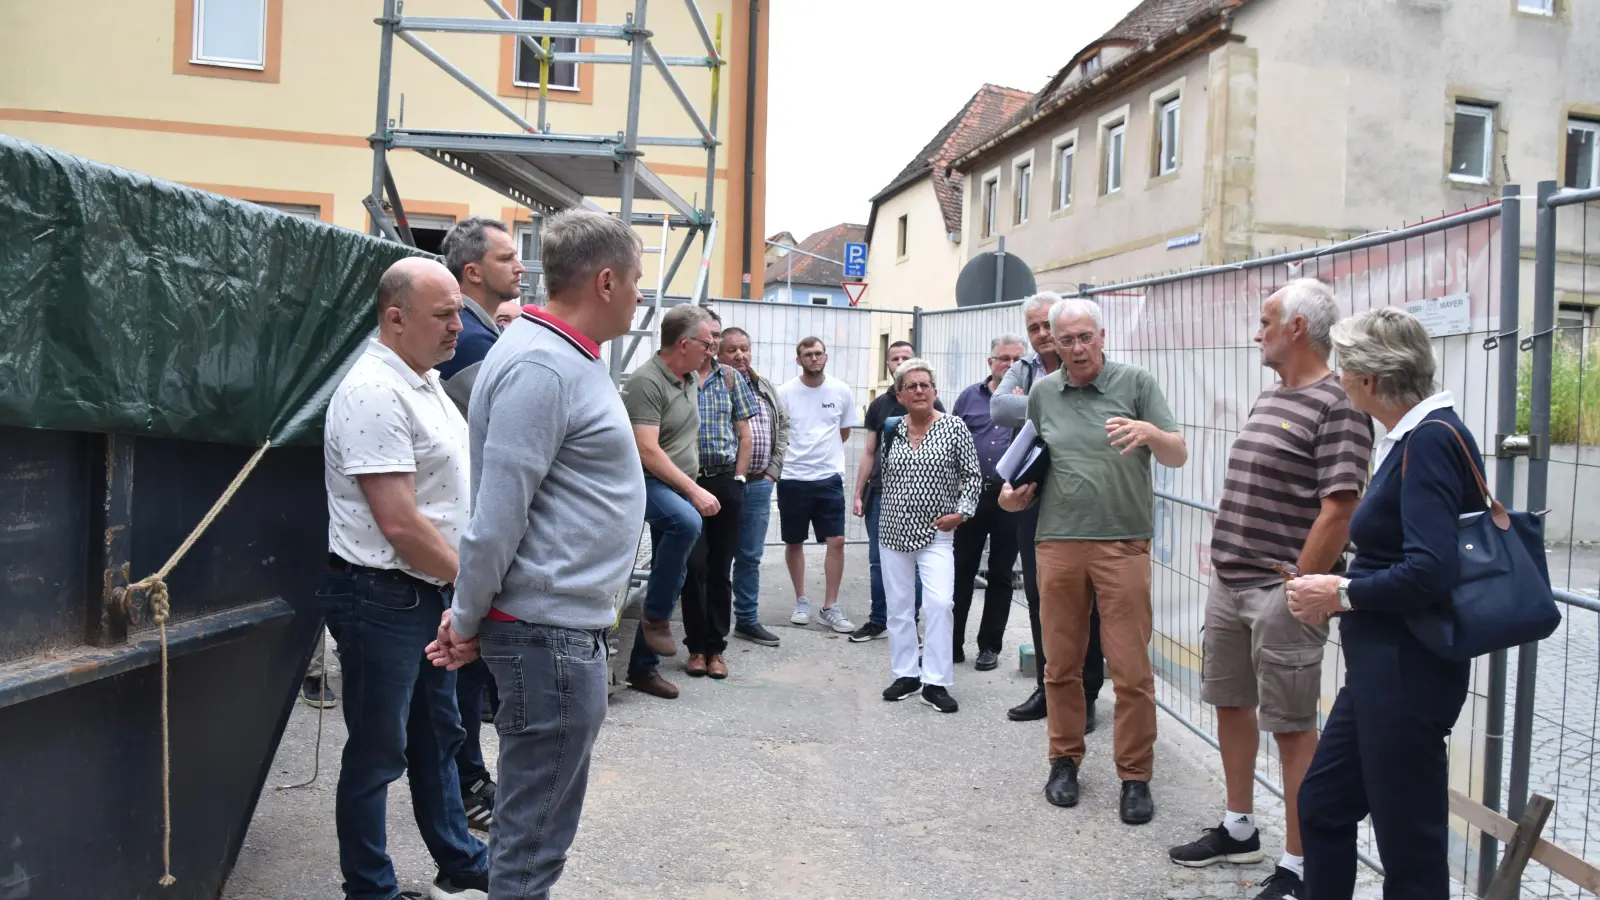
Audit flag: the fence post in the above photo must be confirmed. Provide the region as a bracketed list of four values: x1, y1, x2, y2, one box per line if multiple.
[1477, 184, 1521, 895]
[1507, 180, 1559, 823]
[911, 306, 923, 354]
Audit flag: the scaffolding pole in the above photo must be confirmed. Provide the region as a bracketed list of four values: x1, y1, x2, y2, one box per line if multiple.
[611, 0, 650, 376]
[368, 0, 399, 238]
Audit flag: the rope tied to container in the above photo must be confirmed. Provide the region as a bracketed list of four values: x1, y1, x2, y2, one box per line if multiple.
[125, 439, 272, 888]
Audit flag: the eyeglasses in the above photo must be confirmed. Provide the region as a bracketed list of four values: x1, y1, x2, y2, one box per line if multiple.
[687, 337, 716, 352]
[989, 355, 1020, 364]
[799, 350, 827, 360]
[1056, 332, 1100, 348]
[900, 382, 935, 393]
[1274, 563, 1300, 582]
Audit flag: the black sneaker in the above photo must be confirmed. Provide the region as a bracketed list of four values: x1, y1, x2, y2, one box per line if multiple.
[1007, 687, 1047, 721]
[1253, 866, 1303, 899]
[301, 676, 337, 709]
[461, 778, 494, 834]
[882, 676, 921, 701]
[1044, 757, 1079, 807]
[1168, 824, 1263, 867]
[428, 869, 488, 899]
[921, 685, 958, 713]
[850, 622, 887, 642]
[734, 621, 781, 646]
[975, 649, 999, 671]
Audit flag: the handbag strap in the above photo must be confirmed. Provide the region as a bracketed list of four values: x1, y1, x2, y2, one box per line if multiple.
[1400, 418, 1510, 531]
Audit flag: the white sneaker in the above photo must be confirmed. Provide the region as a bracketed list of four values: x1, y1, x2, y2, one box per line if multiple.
[790, 596, 812, 625]
[817, 605, 855, 634]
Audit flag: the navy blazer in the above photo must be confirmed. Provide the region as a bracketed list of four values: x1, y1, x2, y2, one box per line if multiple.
[1345, 407, 1487, 616]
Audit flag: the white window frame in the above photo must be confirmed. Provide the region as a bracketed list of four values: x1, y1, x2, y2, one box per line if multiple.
[809, 294, 832, 306]
[979, 168, 1001, 239]
[1450, 102, 1495, 185]
[191, 0, 268, 69]
[515, 222, 540, 262]
[1104, 120, 1127, 194]
[1051, 130, 1079, 212]
[1013, 151, 1035, 226]
[1517, 0, 1554, 14]
[896, 214, 908, 259]
[513, 0, 582, 92]
[1157, 96, 1182, 176]
[1567, 119, 1600, 190]
[253, 200, 319, 220]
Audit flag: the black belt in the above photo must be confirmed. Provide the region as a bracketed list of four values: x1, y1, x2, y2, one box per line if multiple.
[327, 553, 430, 586]
[699, 463, 736, 478]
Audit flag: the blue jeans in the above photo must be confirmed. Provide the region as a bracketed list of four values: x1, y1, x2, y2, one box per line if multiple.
[866, 492, 920, 628]
[628, 478, 702, 677]
[453, 658, 493, 787]
[732, 477, 775, 626]
[319, 569, 488, 900]
[479, 620, 609, 900]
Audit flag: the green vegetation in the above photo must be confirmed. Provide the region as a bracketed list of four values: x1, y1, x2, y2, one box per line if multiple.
[1517, 344, 1600, 446]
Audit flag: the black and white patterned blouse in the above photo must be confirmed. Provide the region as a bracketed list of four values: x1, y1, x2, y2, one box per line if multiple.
[879, 413, 983, 553]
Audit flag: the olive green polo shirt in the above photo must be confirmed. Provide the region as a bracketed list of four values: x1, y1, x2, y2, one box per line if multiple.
[1026, 359, 1179, 541]
[622, 355, 701, 479]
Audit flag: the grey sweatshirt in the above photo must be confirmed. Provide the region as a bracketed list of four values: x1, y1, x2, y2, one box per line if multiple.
[990, 354, 1052, 429]
[450, 314, 646, 637]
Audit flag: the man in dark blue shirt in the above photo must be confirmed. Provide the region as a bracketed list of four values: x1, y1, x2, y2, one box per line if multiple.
[950, 335, 1027, 671]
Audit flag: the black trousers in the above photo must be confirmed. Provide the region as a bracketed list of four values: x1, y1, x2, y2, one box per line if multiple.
[952, 480, 1018, 655]
[1016, 501, 1103, 699]
[1299, 615, 1469, 900]
[679, 471, 746, 657]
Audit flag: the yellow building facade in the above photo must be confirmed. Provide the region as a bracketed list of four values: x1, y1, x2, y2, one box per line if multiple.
[0, 0, 770, 298]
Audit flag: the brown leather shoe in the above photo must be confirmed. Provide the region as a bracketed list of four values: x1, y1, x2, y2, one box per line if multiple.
[641, 619, 677, 656]
[685, 653, 708, 677]
[706, 654, 728, 679]
[627, 670, 680, 699]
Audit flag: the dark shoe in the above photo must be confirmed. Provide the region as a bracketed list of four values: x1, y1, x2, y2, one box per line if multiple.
[921, 685, 958, 713]
[1085, 699, 1097, 734]
[706, 654, 728, 679]
[1044, 758, 1079, 807]
[1253, 866, 1304, 899]
[952, 646, 966, 664]
[428, 868, 488, 899]
[883, 676, 921, 701]
[1168, 824, 1264, 867]
[460, 777, 494, 834]
[849, 622, 887, 642]
[1008, 687, 1047, 721]
[627, 670, 680, 699]
[975, 649, 999, 671]
[641, 619, 677, 656]
[300, 676, 337, 709]
[685, 653, 708, 677]
[1120, 780, 1155, 825]
[734, 622, 781, 646]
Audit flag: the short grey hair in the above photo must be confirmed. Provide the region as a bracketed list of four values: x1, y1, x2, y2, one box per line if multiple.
[440, 216, 510, 281]
[541, 209, 644, 295]
[1049, 297, 1104, 333]
[1273, 278, 1341, 359]
[990, 334, 1026, 354]
[1021, 291, 1062, 325]
[1330, 307, 1437, 407]
[660, 304, 712, 349]
[892, 357, 937, 393]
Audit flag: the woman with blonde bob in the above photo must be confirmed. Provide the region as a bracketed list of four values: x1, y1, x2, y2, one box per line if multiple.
[1284, 307, 1483, 898]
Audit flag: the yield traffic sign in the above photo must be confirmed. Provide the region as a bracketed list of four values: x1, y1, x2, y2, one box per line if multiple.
[842, 282, 868, 306]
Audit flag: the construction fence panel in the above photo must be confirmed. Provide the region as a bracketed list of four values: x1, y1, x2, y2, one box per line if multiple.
[918, 300, 1027, 398]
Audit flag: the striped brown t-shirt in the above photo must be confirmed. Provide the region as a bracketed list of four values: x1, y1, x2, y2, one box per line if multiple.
[1210, 375, 1374, 587]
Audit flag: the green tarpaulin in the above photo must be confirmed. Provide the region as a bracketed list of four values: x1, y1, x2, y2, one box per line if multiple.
[0, 135, 422, 446]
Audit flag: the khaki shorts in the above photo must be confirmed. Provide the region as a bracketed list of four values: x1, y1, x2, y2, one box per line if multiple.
[1201, 577, 1328, 733]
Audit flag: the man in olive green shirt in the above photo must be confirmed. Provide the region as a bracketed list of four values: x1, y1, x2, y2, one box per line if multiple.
[1000, 297, 1186, 828]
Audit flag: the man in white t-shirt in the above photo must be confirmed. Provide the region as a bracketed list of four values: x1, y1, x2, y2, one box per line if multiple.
[320, 257, 489, 900]
[777, 336, 858, 633]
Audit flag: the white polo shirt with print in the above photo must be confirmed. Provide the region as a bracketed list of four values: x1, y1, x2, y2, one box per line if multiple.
[324, 339, 470, 585]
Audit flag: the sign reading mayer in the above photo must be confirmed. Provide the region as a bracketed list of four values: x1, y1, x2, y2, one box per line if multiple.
[1404, 292, 1471, 338]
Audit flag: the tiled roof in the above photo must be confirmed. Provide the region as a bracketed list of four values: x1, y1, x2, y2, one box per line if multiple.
[762, 222, 866, 287]
[957, 0, 1248, 170]
[867, 84, 1032, 238]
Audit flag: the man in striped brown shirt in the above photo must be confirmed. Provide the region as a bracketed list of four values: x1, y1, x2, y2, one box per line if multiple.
[1168, 279, 1372, 900]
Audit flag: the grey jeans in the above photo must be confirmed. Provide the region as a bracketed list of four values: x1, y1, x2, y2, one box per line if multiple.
[478, 619, 609, 900]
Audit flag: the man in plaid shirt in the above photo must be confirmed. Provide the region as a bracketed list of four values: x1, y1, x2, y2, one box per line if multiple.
[673, 309, 758, 679]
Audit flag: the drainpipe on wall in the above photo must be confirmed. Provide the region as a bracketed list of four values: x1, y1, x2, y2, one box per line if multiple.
[740, 0, 759, 299]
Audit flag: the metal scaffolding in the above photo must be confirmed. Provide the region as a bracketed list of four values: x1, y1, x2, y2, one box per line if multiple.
[367, 0, 725, 377]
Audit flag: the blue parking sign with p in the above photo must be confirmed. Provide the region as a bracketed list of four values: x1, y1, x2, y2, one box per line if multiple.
[844, 242, 868, 278]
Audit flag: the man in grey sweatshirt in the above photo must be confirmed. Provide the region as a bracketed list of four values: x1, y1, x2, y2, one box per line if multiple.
[430, 209, 646, 900]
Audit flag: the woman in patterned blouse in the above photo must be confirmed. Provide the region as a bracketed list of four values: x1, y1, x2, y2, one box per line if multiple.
[877, 359, 984, 713]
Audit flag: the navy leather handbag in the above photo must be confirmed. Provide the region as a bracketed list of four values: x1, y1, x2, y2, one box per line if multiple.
[1401, 420, 1561, 661]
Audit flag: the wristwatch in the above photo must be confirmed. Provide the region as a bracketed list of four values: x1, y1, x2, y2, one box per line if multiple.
[1336, 578, 1353, 613]
[733, 474, 746, 483]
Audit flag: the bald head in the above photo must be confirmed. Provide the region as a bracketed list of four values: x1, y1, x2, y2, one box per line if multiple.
[375, 257, 464, 373]
[377, 256, 456, 318]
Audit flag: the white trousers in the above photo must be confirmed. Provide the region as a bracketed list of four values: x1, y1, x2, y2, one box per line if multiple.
[880, 530, 956, 687]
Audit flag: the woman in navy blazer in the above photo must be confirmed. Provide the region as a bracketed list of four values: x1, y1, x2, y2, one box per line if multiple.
[1284, 307, 1483, 900]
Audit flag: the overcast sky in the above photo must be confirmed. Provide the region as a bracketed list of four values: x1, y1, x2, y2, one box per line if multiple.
[763, 0, 1144, 242]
